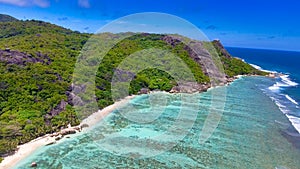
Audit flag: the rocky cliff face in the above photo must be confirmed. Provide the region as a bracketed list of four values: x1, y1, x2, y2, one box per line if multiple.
[0, 14, 18, 22]
[162, 35, 228, 92]
[45, 84, 86, 125]
[212, 40, 232, 58]
[66, 83, 86, 106]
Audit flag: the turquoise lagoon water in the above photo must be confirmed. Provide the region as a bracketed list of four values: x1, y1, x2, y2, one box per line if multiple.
[13, 76, 300, 169]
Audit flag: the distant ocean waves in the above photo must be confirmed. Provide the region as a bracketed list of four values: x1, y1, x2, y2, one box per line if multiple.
[251, 63, 300, 134]
[268, 75, 298, 91]
[249, 63, 277, 73]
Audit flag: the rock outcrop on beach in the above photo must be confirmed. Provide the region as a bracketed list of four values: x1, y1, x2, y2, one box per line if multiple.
[48, 125, 82, 143]
[138, 88, 150, 94]
[60, 128, 77, 135]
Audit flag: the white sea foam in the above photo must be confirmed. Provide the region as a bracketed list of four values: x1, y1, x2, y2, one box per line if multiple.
[268, 75, 298, 92]
[249, 63, 262, 70]
[280, 75, 298, 86]
[268, 82, 289, 91]
[275, 166, 290, 169]
[271, 96, 300, 134]
[269, 96, 287, 113]
[285, 95, 299, 105]
[249, 63, 298, 92]
[268, 84, 280, 91]
[251, 63, 300, 135]
[267, 91, 300, 133]
[269, 94, 300, 134]
[286, 114, 300, 134]
[274, 100, 287, 109]
[249, 63, 277, 73]
[274, 101, 289, 114]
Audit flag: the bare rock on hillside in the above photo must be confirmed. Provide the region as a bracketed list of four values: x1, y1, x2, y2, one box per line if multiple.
[0, 49, 51, 65]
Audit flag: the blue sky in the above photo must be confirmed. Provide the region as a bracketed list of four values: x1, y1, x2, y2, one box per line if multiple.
[0, 0, 299, 51]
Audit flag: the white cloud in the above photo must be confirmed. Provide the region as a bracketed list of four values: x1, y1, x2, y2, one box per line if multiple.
[32, 0, 49, 7]
[78, 0, 90, 8]
[0, 0, 50, 8]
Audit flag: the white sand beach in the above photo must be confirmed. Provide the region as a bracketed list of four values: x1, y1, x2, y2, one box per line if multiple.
[0, 95, 135, 169]
[80, 95, 135, 128]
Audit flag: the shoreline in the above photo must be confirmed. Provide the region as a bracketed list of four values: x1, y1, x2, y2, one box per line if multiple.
[0, 73, 272, 169]
[0, 95, 135, 169]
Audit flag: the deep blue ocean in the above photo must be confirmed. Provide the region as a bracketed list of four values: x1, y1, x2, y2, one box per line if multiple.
[12, 48, 300, 169]
[227, 47, 300, 135]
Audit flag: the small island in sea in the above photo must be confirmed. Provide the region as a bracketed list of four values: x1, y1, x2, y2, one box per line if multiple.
[0, 14, 300, 169]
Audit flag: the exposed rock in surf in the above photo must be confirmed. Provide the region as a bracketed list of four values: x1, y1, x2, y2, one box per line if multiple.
[73, 126, 81, 131]
[60, 128, 76, 136]
[80, 124, 89, 129]
[55, 135, 62, 141]
[138, 88, 150, 94]
[30, 162, 37, 167]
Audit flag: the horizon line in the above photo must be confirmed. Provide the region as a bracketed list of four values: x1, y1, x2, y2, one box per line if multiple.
[224, 46, 300, 53]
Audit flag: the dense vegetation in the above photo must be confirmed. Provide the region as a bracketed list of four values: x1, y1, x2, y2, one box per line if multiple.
[94, 33, 209, 108]
[211, 40, 267, 77]
[0, 16, 265, 159]
[0, 19, 90, 158]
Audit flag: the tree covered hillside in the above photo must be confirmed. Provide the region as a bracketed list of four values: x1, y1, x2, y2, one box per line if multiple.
[0, 19, 90, 158]
[0, 16, 266, 160]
